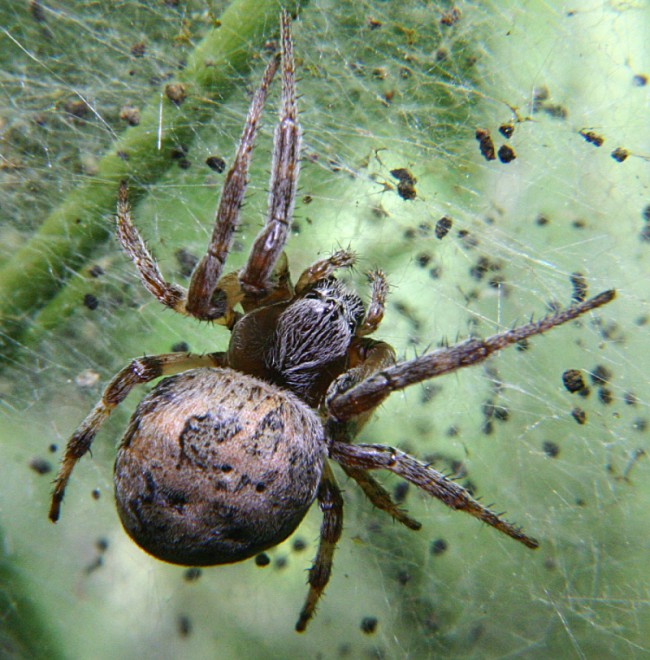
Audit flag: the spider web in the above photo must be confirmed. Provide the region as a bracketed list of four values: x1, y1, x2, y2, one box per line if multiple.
[0, 0, 648, 658]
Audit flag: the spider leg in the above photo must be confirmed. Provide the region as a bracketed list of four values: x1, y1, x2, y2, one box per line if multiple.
[49, 351, 226, 522]
[294, 250, 356, 294]
[328, 289, 616, 421]
[330, 441, 539, 549]
[239, 10, 301, 294]
[340, 464, 421, 530]
[295, 461, 343, 632]
[357, 269, 388, 336]
[325, 336, 396, 430]
[185, 50, 281, 319]
[116, 181, 188, 315]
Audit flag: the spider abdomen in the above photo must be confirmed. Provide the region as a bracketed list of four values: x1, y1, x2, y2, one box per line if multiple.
[114, 367, 324, 566]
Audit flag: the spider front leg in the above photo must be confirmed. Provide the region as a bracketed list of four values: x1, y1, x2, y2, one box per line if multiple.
[295, 462, 344, 632]
[185, 48, 281, 320]
[328, 289, 616, 421]
[49, 352, 225, 522]
[239, 10, 300, 294]
[294, 250, 356, 293]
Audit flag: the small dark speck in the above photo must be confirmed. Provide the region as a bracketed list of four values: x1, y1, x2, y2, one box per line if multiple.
[632, 418, 647, 433]
[493, 406, 509, 422]
[611, 147, 629, 163]
[475, 128, 496, 161]
[165, 83, 187, 106]
[29, 457, 52, 475]
[255, 482, 266, 492]
[390, 168, 417, 200]
[178, 614, 192, 638]
[91, 488, 101, 500]
[543, 104, 568, 120]
[206, 156, 226, 172]
[535, 214, 549, 227]
[499, 123, 514, 139]
[624, 392, 637, 406]
[96, 537, 109, 553]
[275, 556, 288, 570]
[497, 144, 516, 163]
[571, 407, 587, 425]
[562, 369, 586, 393]
[255, 553, 271, 567]
[396, 570, 411, 586]
[544, 557, 557, 570]
[632, 74, 648, 87]
[542, 440, 560, 458]
[130, 42, 146, 58]
[435, 216, 452, 239]
[49, 444, 58, 453]
[440, 7, 461, 26]
[30, 0, 46, 22]
[170, 145, 187, 160]
[590, 365, 611, 386]
[292, 538, 307, 553]
[393, 481, 409, 504]
[579, 129, 604, 147]
[360, 616, 378, 634]
[83, 293, 99, 310]
[184, 567, 203, 582]
[89, 264, 104, 278]
[171, 341, 190, 353]
[598, 388, 613, 405]
[430, 538, 448, 555]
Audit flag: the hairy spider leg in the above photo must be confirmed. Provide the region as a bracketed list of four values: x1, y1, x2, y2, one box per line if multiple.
[295, 462, 344, 632]
[330, 442, 539, 548]
[116, 182, 188, 315]
[357, 270, 389, 336]
[328, 290, 616, 421]
[49, 352, 226, 522]
[185, 51, 281, 319]
[294, 250, 357, 293]
[240, 10, 302, 293]
[340, 463, 422, 530]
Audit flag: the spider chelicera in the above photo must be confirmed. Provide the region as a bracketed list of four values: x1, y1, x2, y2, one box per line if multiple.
[49, 11, 615, 632]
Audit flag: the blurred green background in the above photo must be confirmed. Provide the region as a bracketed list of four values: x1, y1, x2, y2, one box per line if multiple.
[1, 0, 648, 658]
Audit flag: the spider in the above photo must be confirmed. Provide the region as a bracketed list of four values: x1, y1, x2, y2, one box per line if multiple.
[49, 11, 615, 632]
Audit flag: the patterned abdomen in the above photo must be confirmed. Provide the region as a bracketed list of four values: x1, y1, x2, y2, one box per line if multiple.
[114, 368, 324, 566]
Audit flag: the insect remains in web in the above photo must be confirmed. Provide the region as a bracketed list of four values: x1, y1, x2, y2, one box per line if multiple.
[48, 11, 616, 632]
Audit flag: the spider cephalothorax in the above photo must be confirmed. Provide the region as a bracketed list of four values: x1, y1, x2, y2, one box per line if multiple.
[50, 11, 615, 632]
